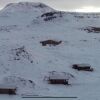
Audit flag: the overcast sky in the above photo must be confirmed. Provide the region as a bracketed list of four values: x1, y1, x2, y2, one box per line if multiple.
[0, 0, 100, 11]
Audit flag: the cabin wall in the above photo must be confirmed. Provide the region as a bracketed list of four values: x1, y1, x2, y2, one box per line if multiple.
[49, 79, 68, 85]
[0, 89, 16, 94]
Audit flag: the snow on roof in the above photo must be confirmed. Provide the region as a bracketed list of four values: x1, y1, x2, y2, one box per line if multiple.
[76, 64, 91, 67]
[49, 72, 68, 80]
[0, 84, 16, 89]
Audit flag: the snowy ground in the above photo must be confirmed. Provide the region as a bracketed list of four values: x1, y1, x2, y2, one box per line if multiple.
[0, 2, 100, 100]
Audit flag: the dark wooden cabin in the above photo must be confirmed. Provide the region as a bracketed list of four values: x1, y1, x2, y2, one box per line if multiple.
[0, 85, 16, 95]
[48, 72, 69, 85]
[84, 26, 100, 33]
[40, 40, 62, 46]
[72, 64, 93, 71]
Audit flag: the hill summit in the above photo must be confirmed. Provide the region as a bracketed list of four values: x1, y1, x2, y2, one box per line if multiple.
[2, 2, 55, 13]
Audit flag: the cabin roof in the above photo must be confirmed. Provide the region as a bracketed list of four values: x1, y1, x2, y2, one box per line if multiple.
[49, 73, 67, 80]
[75, 64, 91, 67]
[0, 84, 16, 89]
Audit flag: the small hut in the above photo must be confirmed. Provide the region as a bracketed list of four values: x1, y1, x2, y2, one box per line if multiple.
[0, 85, 17, 95]
[40, 40, 62, 46]
[72, 64, 93, 71]
[48, 71, 69, 85]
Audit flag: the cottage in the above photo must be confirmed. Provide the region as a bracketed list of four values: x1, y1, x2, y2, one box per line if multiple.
[40, 40, 62, 46]
[84, 26, 100, 33]
[0, 85, 17, 95]
[72, 64, 93, 71]
[41, 12, 55, 17]
[48, 72, 69, 85]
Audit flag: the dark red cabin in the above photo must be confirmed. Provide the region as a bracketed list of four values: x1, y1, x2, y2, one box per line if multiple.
[40, 40, 62, 46]
[0, 85, 16, 95]
[72, 64, 93, 71]
[48, 72, 69, 85]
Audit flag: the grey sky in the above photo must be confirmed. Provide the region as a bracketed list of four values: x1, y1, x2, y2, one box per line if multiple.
[0, 0, 100, 11]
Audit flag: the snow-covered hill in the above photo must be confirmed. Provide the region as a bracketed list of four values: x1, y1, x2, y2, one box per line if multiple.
[0, 2, 100, 100]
